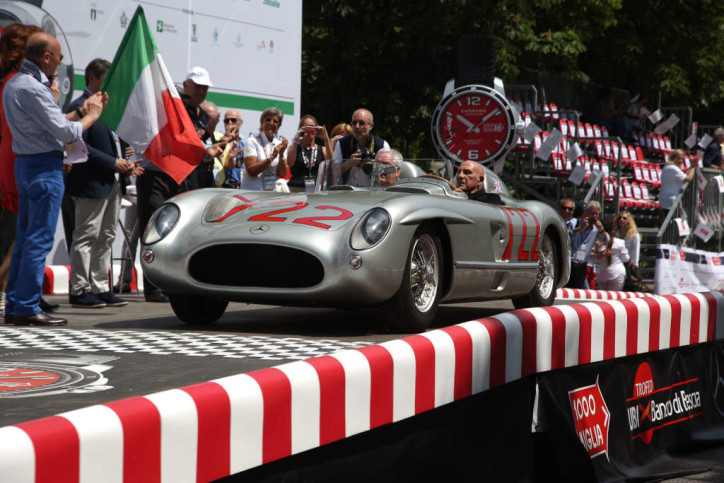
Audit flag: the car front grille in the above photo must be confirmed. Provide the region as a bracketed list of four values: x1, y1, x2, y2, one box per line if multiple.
[189, 244, 324, 288]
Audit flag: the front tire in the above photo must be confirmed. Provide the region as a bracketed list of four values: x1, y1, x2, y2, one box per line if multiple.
[383, 225, 443, 333]
[169, 294, 228, 325]
[512, 232, 558, 309]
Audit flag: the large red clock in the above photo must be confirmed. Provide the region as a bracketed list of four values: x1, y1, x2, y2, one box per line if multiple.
[431, 84, 519, 166]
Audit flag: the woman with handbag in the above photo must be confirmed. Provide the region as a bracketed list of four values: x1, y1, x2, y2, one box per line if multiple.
[613, 210, 642, 291]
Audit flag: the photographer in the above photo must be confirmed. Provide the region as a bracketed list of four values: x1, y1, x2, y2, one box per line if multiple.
[332, 108, 390, 186]
[566, 201, 609, 289]
[286, 115, 333, 192]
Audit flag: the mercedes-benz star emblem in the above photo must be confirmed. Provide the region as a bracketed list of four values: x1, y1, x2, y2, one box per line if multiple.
[250, 225, 270, 234]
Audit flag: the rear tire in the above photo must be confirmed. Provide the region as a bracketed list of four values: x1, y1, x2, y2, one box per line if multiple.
[512, 232, 558, 309]
[383, 225, 443, 333]
[169, 294, 228, 325]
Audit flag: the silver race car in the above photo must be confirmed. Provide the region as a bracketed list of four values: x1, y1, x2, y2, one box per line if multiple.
[141, 167, 570, 332]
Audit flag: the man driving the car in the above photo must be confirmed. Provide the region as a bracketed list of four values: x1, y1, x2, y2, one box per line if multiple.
[455, 160, 504, 205]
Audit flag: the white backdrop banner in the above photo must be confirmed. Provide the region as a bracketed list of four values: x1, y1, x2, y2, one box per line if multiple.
[655, 244, 724, 294]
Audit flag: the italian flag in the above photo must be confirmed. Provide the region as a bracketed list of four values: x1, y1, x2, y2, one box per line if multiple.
[99, 6, 205, 184]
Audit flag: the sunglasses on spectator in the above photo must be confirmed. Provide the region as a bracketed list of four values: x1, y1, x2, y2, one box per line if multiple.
[619, 217, 628, 220]
[560, 206, 574, 211]
[351, 120, 367, 126]
[224, 118, 239, 123]
[45, 51, 64, 62]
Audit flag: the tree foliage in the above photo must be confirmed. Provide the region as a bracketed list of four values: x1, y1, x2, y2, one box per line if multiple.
[301, 0, 724, 158]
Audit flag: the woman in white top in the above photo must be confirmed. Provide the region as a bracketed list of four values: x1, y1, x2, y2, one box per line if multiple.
[613, 210, 640, 266]
[591, 229, 630, 291]
[659, 149, 697, 210]
[241, 107, 289, 191]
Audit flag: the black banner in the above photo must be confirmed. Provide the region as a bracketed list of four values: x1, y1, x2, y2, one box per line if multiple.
[534, 341, 724, 481]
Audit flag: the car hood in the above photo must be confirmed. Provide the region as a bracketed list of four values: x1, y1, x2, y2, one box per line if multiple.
[200, 189, 408, 231]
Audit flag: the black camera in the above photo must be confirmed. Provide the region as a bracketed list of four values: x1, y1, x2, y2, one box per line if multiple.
[359, 149, 375, 174]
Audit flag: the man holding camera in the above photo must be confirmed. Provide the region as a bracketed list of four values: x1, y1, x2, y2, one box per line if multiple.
[332, 108, 389, 186]
[566, 200, 609, 289]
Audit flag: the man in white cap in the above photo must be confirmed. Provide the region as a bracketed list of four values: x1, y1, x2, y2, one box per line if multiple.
[181, 66, 218, 190]
[135, 66, 215, 302]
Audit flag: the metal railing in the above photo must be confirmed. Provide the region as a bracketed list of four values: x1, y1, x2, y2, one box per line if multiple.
[656, 166, 723, 250]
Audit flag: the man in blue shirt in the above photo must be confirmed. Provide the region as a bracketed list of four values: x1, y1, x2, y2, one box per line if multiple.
[566, 201, 609, 289]
[2, 32, 105, 326]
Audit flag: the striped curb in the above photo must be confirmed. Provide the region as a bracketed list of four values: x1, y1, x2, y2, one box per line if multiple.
[556, 288, 655, 301]
[1, 292, 722, 482]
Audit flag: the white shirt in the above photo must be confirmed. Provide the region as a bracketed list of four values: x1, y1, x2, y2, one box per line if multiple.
[241, 132, 285, 191]
[594, 237, 630, 279]
[659, 164, 686, 210]
[618, 232, 640, 266]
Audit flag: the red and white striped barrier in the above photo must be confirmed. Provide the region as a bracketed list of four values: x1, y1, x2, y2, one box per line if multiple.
[1, 292, 722, 482]
[42, 265, 142, 295]
[556, 287, 654, 301]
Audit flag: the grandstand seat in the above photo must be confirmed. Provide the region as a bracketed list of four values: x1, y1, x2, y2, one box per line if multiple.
[595, 140, 604, 159]
[621, 179, 634, 207]
[628, 145, 638, 162]
[631, 182, 645, 208]
[549, 103, 559, 121]
[603, 177, 615, 203]
[635, 146, 645, 162]
[567, 120, 577, 140]
[640, 183, 656, 209]
[603, 140, 612, 161]
[577, 122, 586, 139]
[633, 163, 644, 183]
[640, 163, 652, 184]
[559, 119, 569, 137]
[611, 141, 621, 164]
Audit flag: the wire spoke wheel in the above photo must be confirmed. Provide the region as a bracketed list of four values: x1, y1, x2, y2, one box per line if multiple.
[383, 225, 443, 333]
[512, 231, 558, 310]
[409, 234, 440, 313]
[536, 234, 555, 301]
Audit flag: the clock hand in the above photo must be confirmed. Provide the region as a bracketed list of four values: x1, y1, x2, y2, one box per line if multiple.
[455, 114, 476, 130]
[467, 109, 501, 133]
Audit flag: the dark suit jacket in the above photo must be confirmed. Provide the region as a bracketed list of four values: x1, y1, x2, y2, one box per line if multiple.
[468, 189, 505, 205]
[66, 90, 127, 198]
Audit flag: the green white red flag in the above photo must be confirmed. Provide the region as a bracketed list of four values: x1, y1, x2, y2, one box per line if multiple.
[99, 6, 205, 184]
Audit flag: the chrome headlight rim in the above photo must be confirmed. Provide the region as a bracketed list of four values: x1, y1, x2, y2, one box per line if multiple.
[143, 203, 180, 245]
[350, 208, 391, 250]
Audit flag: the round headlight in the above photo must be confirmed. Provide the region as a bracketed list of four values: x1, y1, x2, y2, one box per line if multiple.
[350, 208, 391, 250]
[143, 203, 180, 244]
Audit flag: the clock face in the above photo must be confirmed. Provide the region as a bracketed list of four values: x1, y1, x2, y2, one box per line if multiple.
[431, 84, 518, 166]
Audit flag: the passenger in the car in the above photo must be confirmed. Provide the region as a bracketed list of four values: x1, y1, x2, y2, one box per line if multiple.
[372, 148, 402, 188]
[455, 160, 505, 205]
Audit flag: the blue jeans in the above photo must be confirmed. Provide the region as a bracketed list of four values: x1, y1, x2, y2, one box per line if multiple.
[6, 152, 64, 317]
